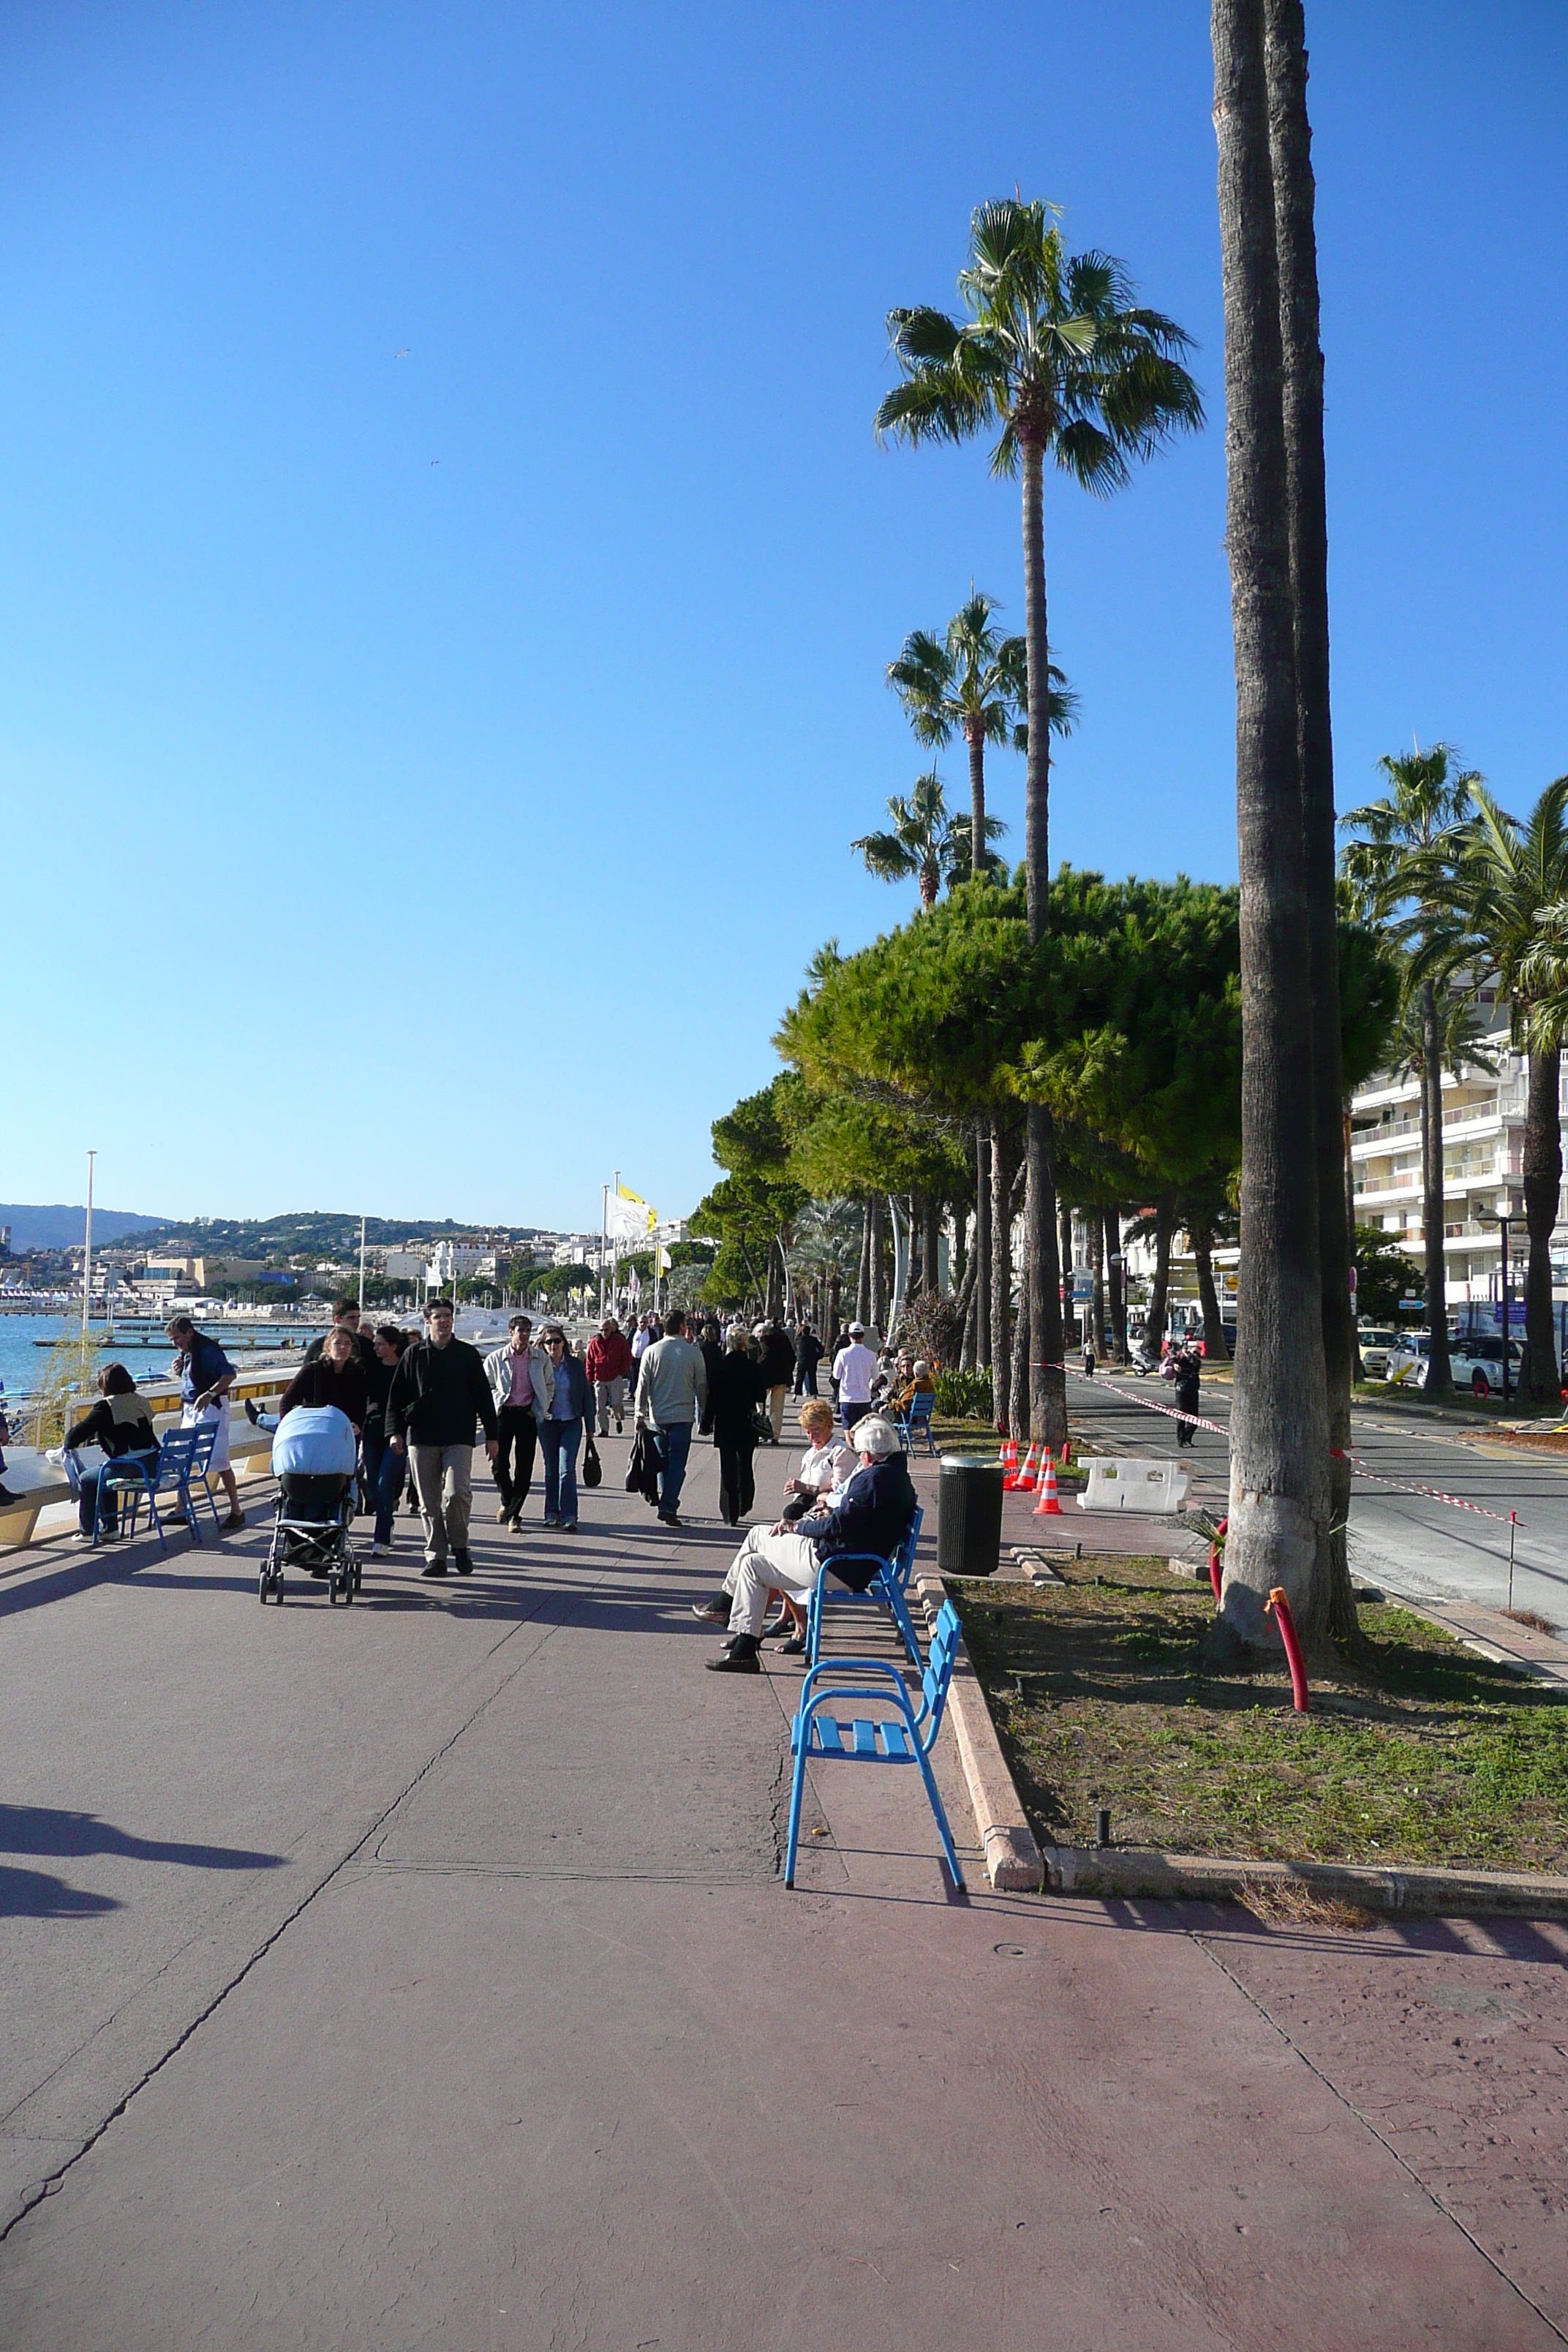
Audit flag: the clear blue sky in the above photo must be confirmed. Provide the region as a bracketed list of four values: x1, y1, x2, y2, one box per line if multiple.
[4, 2, 1564, 1233]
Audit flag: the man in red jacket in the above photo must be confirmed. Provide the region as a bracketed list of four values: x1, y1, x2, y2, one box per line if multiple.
[585, 1315, 635, 1436]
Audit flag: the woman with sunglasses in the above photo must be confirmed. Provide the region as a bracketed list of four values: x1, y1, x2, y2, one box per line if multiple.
[538, 1325, 590, 1531]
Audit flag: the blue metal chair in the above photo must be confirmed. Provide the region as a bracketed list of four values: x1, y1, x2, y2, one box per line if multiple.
[806, 1506, 924, 1670]
[785, 1598, 966, 1892]
[109, 1427, 211, 1553]
[184, 1417, 226, 1533]
[894, 1389, 938, 1456]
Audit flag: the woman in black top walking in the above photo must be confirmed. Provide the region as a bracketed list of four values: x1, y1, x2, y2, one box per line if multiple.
[710, 1327, 769, 1526]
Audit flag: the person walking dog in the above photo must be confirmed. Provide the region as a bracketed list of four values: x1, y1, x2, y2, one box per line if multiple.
[386, 1297, 498, 1576]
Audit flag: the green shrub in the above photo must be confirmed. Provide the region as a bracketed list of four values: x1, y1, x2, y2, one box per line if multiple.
[934, 1367, 994, 1422]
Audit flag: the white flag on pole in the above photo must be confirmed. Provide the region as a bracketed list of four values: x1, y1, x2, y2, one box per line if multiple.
[606, 1183, 657, 1241]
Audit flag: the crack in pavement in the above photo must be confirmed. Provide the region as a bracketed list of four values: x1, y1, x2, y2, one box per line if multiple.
[1190, 1929, 1568, 2347]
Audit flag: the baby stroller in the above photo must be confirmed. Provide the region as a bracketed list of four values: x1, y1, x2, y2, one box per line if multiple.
[260, 1405, 361, 1607]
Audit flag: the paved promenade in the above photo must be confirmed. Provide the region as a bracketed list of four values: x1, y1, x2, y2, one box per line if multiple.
[1, 1429, 1566, 2347]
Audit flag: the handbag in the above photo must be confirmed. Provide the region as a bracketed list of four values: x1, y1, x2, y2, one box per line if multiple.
[581, 1433, 602, 1489]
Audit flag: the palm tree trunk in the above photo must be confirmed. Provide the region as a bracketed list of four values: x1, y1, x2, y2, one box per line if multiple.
[1009, 1243, 1030, 1441]
[1019, 435, 1068, 1453]
[1420, 981, 1453, 1398]
[1211, 0, 1331, 1658]
[960, 1280, 979, 1371]
[1344, 1104, 1362, 1379]
[1145, 1196, 1176, 1354]
[974, 1121, 992, 1373]
[1059, 1202, 1075, 1340]
[964, 717, 987, 873]
[856, 1201, 872, 1327]
[1522, 1039, 1562, 1403]
[869, 1193, 888, 1335]
[1266, 0, 1357, 1651]
[1106, 1208, 1128, 1360]
[1090, 1213, 1107, 1355]
[990, 1119, 1014, 1430]
[922, 1196, 943, 1297]
[1193, 1221, 1231, 1359]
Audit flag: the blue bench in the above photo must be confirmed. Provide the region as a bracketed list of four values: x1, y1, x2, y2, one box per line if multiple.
[894, 1388, 938, 1456]
[806, 1506, 924, 1670]
[785, 1598, 966, 1893]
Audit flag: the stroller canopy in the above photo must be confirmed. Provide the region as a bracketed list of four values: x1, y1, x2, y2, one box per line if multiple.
[271, 1405, 357, 1480]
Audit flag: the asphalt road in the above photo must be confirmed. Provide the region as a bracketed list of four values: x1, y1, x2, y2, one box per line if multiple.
[1065, 1371, 1568, 1624]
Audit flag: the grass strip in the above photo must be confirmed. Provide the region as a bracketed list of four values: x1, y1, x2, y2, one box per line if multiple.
[954, 1553, 1568, 1873]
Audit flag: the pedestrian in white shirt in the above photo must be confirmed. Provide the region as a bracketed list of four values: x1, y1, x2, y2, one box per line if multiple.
[831, 1319, 879, 1433]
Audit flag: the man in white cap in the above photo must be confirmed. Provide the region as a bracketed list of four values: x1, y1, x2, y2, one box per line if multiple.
[695, 1415, 916, 1673]
[831, 1320, 878, 1433]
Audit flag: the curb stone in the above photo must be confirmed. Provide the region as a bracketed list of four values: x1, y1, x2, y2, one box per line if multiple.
[919, 1563, 1568, 1920]
[912, 1568, 1044, 1892]
[1041, 1844, 1568, 1918]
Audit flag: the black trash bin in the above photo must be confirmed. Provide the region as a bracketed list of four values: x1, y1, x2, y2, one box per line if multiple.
[937, 1452, 1005, 1577]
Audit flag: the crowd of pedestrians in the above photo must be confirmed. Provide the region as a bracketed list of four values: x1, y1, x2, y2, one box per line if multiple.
[56, 1290, 935, 1600]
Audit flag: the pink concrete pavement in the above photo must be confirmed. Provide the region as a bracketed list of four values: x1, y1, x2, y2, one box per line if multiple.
[0, 1425, 1564, 2347]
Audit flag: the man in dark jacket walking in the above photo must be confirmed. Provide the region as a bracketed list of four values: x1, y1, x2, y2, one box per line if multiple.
[386, 1297, 499, 1576]
[755, 1320, 796, 1443]
[794, 1324, 824, 1398]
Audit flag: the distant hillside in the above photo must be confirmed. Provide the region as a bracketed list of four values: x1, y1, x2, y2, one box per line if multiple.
[129, 1212, 552, 1256]
[0, 1205, 172, 1251]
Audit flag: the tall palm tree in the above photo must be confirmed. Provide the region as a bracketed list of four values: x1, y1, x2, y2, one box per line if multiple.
[1436, 778, 1568, 1403]
[1212, 0, 1331, 1655]
[1341, 745, 1480, 1401]
[887, 590, 1076, 870]
[1266, 0, 1357, 1647]
[876, 197, 1202, 1450]
[851, 771, 960, 910]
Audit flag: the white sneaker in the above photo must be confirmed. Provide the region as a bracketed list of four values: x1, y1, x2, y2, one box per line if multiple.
[369, 1541, 388, 1558]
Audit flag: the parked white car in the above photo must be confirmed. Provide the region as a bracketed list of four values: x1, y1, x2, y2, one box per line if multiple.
[1384, 1334, 1431, 1387]
[1448, 1334, 1525, 1399]
[1355, 1325, 1403, 1379]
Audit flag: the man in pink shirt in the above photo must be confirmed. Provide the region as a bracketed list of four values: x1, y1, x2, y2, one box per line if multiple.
[483, 1315, 553, 1531]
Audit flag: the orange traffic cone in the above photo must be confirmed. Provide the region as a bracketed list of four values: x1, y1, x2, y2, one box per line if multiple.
[1015, 1443, 1040, 1493]
[1000, 1436, 1019, 1490]
[1033, 1455, 1062, 1515]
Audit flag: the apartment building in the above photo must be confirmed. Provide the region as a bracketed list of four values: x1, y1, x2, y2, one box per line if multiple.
[1349, 994, 1568, 1303]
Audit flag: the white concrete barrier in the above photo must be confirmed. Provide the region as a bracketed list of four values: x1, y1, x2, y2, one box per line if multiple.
[1076, 1457, 1190, 1515]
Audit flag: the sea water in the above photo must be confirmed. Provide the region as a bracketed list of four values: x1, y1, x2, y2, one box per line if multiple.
[0, 1316, 332, 1413]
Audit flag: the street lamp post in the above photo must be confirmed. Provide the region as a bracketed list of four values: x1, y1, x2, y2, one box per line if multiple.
[1482, 1188, 1526, 1406]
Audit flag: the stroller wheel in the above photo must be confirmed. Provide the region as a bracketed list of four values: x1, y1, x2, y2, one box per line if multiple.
[257, 1569, 268, 1605]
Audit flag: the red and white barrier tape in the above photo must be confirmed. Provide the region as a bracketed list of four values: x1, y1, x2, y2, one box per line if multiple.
[1031, 1360, 1522, 1529]
[1328, 1448, 1520, 1528]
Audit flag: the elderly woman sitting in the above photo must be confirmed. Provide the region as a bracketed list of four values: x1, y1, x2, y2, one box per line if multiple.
[692, 1414, 916, 1674]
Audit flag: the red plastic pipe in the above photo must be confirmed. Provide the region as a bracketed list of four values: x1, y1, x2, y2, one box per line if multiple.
[1208, 1515, 1227, 1604]
[1266, 1586, 1311, 1712]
